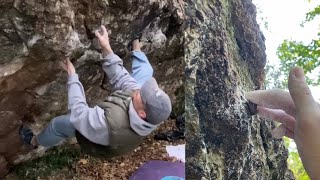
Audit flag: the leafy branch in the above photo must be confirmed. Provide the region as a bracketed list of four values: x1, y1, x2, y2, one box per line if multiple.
[277, 4, 320, 85]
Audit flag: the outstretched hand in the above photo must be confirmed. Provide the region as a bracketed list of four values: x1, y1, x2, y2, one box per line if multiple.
[60, 58, 75, 76]
[245, 67, 320, 179]
[95, 25, 113, 56]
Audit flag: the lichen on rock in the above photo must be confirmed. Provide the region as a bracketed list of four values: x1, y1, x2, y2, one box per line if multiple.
[185, 0, 294, 179]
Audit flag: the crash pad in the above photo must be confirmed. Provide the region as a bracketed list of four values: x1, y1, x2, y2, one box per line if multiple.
[129, 160, 185, 180]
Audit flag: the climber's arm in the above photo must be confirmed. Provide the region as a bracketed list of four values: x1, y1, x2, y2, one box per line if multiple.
[61, 59, 110, 145]
[95, 25, 140, 92]
[67, 73, 110, 145]
[101, 53, 140, 91]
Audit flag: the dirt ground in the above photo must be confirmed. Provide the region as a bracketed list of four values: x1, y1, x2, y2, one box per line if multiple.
[6, 118, 185, 180]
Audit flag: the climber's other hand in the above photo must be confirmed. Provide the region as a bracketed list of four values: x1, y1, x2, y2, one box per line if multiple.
[60, 58, 75, 76]
[95, 25, 113, 56]
[245, 89, 295, 139]
[288, 67, 320, 179]
[245, 67, 320, 179]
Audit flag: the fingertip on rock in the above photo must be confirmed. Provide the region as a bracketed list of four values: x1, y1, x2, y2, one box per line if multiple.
[244, 91, 254, 100]
[246, 101, 257, 115]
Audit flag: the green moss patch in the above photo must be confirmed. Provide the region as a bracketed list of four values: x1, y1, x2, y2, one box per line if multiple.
[13, 145, 81, 180]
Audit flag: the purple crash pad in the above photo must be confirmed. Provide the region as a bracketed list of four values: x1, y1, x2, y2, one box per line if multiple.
[129, 160, 185, 180]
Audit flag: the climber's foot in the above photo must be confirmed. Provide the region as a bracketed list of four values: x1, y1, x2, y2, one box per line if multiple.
[19, 125, 38, 149]
[132, 39, 141, 51]
[128, 32, 142, 51]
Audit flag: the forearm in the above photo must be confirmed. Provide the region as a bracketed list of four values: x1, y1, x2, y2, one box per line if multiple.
[306, 161, 320, 180]
[102, 47, 113, 58]
[300, 148, 320, 180]
[67, 73, 110, 145]
[101, 53, 139, 91]
[67, 73, 87, 110]
[69, 105, 109, 146]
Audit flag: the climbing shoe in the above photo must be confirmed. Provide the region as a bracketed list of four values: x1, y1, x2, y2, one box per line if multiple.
[19, 125, 37, 149]
[128, 32, 143, 51]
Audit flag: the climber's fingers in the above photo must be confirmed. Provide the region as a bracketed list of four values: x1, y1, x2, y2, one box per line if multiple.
[245, 89, 295, 117]
[271, 124, 294, 139]
[59, 60, 67, 71]
[59, 58, 73, 72]
[257, 106, 295, 132]
[95, 29, 102, 39]
[288, 67, 318, 122]
[65, 58, 73, 66]
[95, 25, 108, 40]
[285, 67, 320, 180]
[100, 25, 107, 35]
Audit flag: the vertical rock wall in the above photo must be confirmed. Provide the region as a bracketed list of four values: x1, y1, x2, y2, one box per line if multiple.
[185, 0, 294, 179]
[0, 0, 296, 178]
[0, 0, 185, 177]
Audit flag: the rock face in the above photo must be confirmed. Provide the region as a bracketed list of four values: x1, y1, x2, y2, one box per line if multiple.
[0, 0, 184, 177]
[185, 0, 294, 179]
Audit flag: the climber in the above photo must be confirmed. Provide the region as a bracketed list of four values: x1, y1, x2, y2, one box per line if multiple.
[245, 67, 320, 179]
[19, 25, 172, 157]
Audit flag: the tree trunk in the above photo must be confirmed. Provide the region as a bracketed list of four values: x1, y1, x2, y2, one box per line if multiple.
[185, 0, 294, 179]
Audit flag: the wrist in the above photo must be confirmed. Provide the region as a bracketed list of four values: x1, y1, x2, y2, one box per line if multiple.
[67, 73, 78, 83]
[68, 71, 76, 76]
[102, 48, 113, 57]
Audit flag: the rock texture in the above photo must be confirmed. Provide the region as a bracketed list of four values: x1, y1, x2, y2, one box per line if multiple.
[185, 0, 294, 179]
[0, 0, 185, 177]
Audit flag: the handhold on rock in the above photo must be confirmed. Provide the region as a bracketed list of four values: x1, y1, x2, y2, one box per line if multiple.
[246, 101, 258, 115]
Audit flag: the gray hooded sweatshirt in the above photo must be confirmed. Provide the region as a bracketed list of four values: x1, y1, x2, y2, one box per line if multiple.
[67, 53, 157, 145]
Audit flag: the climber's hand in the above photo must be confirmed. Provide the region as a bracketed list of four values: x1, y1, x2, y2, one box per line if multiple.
[245, 67, 320, 179]
[246, 89, 296, 139]
[60, 58, 75, 76]
[95, 25, 113, 56]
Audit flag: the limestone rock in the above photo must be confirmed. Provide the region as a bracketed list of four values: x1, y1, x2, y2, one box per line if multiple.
[0, 0, 185, 177]
[185, 0, 294, 179]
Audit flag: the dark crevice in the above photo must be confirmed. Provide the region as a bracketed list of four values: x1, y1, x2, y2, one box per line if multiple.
[165, 14, 181, 39]
[84, 19, 95, 40]
[8, 9, 27, 44]
[0, 28, 23, 43]
[260, 121, 275, 178]
[260, 122, 268, 154]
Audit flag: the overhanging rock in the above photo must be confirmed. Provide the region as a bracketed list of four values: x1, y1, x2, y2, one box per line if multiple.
[0, 0, 185, 177]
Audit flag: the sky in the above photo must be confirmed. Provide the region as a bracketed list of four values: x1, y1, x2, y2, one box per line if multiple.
[252, 0, 320, 101]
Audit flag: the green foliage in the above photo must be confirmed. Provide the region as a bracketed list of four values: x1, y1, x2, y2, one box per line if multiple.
[264, 64, 287, 89]
[277, 38, 320, 85]
[13, 145, 80, 180]
[283, 137, 310, 180]
[283, 137, 290, 148]
[289, 151, 309, 179]
[277, 4, 320, 86]
[277, 39, 320, 72]
[288, 151, 310, 180]
[305, 5, 320, 23]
